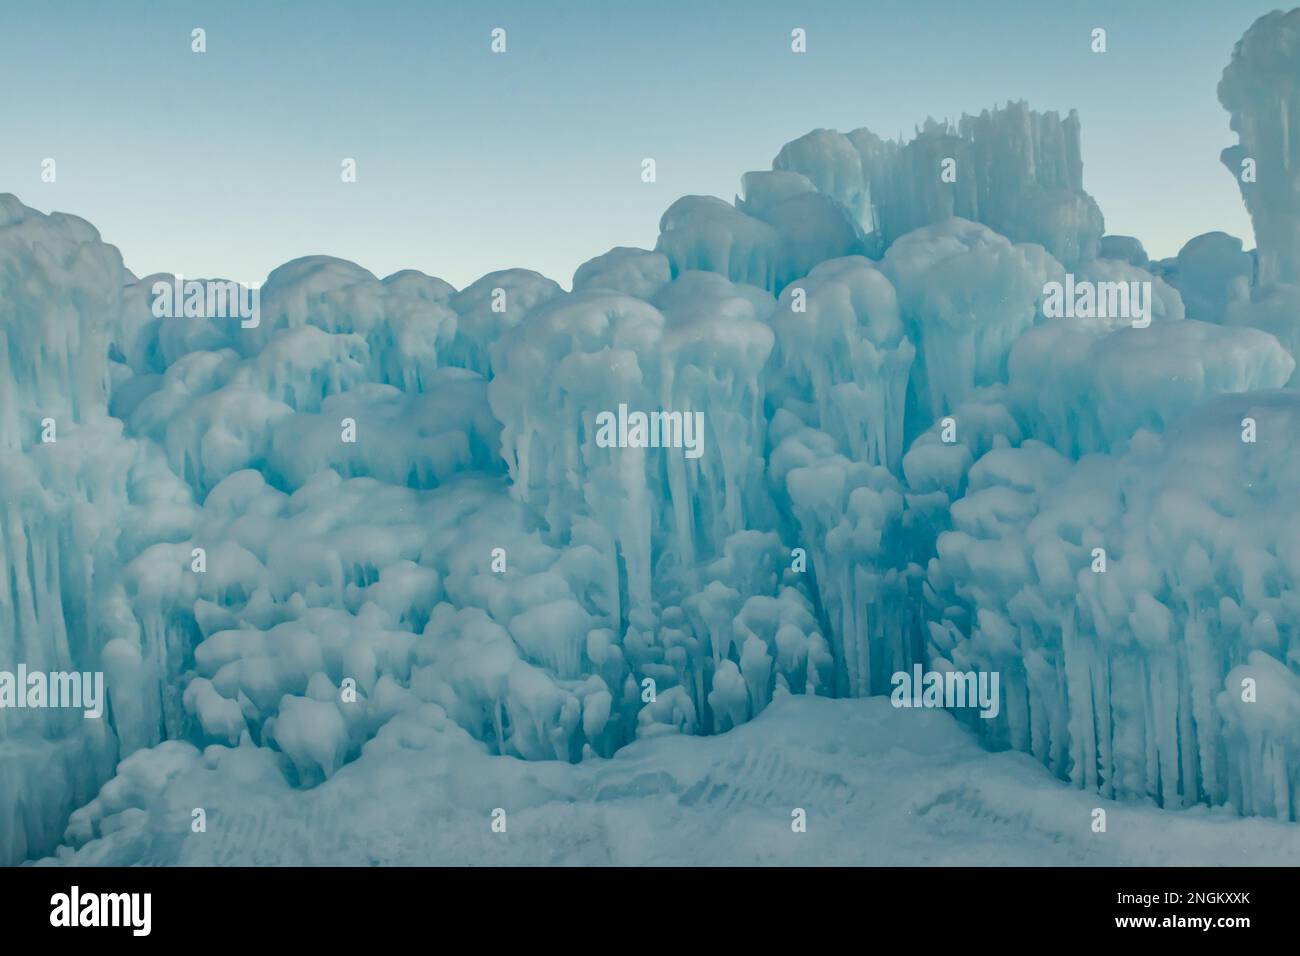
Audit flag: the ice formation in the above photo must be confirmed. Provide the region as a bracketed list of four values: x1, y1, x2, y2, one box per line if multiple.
[4, 11, 1300, 867]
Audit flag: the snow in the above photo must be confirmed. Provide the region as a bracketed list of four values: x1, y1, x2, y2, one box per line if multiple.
[36, 696, 1300, 867]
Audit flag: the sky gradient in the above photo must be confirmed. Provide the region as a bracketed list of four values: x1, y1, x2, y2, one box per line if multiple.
[0, 0, 1281, 289]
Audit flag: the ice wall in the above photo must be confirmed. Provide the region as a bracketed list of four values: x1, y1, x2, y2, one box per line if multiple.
[0, 200, 192, 864]
[771, 102, 1104, 267]
[920, 391, 1300, 814]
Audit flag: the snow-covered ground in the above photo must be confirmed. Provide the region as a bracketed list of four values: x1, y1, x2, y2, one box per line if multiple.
[37, 695, 1300, 867]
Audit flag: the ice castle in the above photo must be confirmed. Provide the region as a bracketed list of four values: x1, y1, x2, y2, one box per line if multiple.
[4, 9, 1300, 866]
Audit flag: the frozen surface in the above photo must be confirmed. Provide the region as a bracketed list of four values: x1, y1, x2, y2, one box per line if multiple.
[1220, 8, 1300, 287]
[39, 696, 1300, 867]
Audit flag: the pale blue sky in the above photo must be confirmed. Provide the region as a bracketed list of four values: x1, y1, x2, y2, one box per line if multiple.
[0, 0, 1281, 289]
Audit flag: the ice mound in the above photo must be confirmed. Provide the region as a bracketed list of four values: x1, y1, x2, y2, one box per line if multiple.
[770, 256, 914, 471]
[448, 269, 563, 375]
[1008, 319, 1291, 456]
[1219, 282, 1300, 388]
[1098, 235, 1149, 268]
[881, 217, 1061, 435]
[1171, 232, 1253, 323]
[772, 103, 1104, 267]
[655, 196, 784, 291]
[772, 131, 872, 229]
[924, 391, 1300, 815]
[0, 197, 121, 451]
[0, 203, 199, 864]
[768, 416, 911, 697]
[572, 247, 671, 300]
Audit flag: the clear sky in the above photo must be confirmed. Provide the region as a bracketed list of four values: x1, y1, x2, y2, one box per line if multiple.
[0, 0, 1283, 289]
